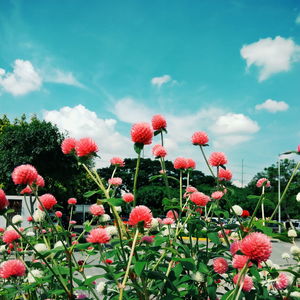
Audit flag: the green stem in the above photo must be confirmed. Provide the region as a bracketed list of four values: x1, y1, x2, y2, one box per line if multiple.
[133, 152, 141, 207]
[179, 170, 183, 210]
[199, 145, 215, 178]
[248, 191, 265, 229]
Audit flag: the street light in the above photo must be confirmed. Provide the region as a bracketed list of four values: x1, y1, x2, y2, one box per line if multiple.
[278, 156, 281, 233]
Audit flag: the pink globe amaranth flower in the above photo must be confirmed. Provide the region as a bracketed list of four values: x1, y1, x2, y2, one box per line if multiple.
[2, 230, 20, 244]
[190, 192, 210, 206]
[128, 205, 153, 228]
[89, 204, 105, 216]
[61, 138, 77, 154]
[162, 217, 175, 225]
[209, 152, 228, 167]
[68, 198, 77, 205]
[0, 227, 5, 232]
[233, 274, 253, 292]
[256, 178, 271, 188]
[230, 240, 241, 255]
[191, 131, 209, 145]
[184, 186, 198, 198]
[173, 157, 187, 170]
[86, 228, 110, 244]
[110, 157, 125, 167]
[232, 255, 251, 269]
[55, 211, 63, 218]
[297, 144, 300, 153]
[12, 164, 38, 185]
[152, 144, 167, 158]
[166, 210, 178, 220]
[186, 158, 196, 169]
[213, 258, 228, 274]
[131, 123, 153, 145]
[211, 191, 224, 200]
[240, 232, 272, 262]
[0, 259, 26, 279]
[218, 168, 232, 181]
[75, 138, 98, 157]
[20, 186, 33, 195]
[38, 194, 57, 211]
[122, 193, 134, 203]
[141, 235, 154, 244]
[27, 216, 33, 222]
[152, 114, 167, 131]
[69, 220, 77, 225]
[0, 189, 9, 210]
[275, 273, 289, 290]
[35, 175, 45, 187]
[108, 177, 122, 186]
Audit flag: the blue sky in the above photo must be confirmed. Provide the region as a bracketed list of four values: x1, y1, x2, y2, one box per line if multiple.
[0, 0, 300, 185]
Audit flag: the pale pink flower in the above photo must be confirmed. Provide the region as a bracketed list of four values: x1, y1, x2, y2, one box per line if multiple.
[89, 204, 105, 216]
[0, 189, 9, 210]
[230, 241, 241, 255]
[152, 144, 167, 158]
[35, 175, 45, 187]
[20, 186, 32, 194]
[86, 228, 110, 244]
[191, 131, 209, 145]
[38, 194, 57, 211]
[61, 138, 77, 154]
[69, 220, 77, 225]
[232, 255, 251, 269]
[55, 211, 63, 218]
[184, 186, 198, 198]
[122, 193, 134, 203]
[186, 158, 196, 169]
[209, 152, 227, 167]
[68, 198, 77, 205]
[108, 177, 122, 186]
[0, 259, 26, 278]
[233, 274, 253, 292]
[274, 273, 289, 290]
[218, 168, 232, 181]
[75, 138, 98, 157]
[213, 258, 228, 274]
[240, 232, 272, 262]
[152, 114, 167, 131]
[12, 164, 38, 185]
[173, 157, 187, 170]
[166, 210, 178, 220]
[110, 157, 125, 167]
[128, 205, 153, 228]
[256, 178, 271, 188]
[131, 123, 153, 145]
[211, 191, 224, 200]
[2, 230, 20, 244]
[162, 217, 174, 225]
[190, 192, 210, 206]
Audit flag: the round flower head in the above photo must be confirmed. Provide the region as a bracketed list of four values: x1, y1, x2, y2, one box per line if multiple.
[33, 209, 45, 222]
[297, 144, 300, 152]
[211, 191, 224, 200]
[105, 226, 118, 237]
[68, 198, 77, 205]
[110, 157, 125, 167]
[86, 228, 110, 244]
[290, 245, 300, 256]
[296, 192, 300, 202]
[20, 186, 32, 194]
[99, 214, 111, 222]
[108, 177, 122, 186]
[38, 194, 57, 211]
[141, 235, 154, 244]
[3, 230, 20, 244]
[232, 255, 251, 269]
[152, 144, 167, 158]
[173, 157, 187, 170]
[256, 178, 270, 188]
[12, 164, 38, 185]
[287, 229, 297, 238]
[89, 204, 105, 216]
[241, 210, 250, 217]
[0, 259, 26, 279]
[75, 138, 98, 157]
[34, 243, 48, 253]
[191, 131, 209, 145]
[230, 240, 241, 255]
[218, 168, 232, 181]
[35, 175, 45, 187]
[128, 205, 153, 228]
[122, 193, 134, 203]
[27, 269, 43, 283]
[186, 158, 196, 169]
[162, 217, 174, 225]
[152, 114, 167, 131]
[55, 211, 63, 218]
[274, 273, 289, 290]
[12, 215, 23, 224]
[96, 281, 106, 294]
[231, 205, 243, 216]
[190, 192, 210, 206]
[61, 138, 77, 154]
[0, 189, 9, 210]
[240, 232, 272, 262]
[184, 186, 198, 198]
[131, 123, 153, 145]
[213, 258, 228, 274]
[209, 152, 228, 167]
[166, 210, 178, 220]
[233, 274, 253, 292]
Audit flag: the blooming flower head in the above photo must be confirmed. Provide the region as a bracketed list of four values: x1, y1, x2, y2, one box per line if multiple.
[166, 210, 178, 220]
[298, 145, 300, 152]
[99, 214, 111, 222]
[240, 232, 272, 262]
[152, 144, 167, 158]
[2, 230, 20, 244]
[241, 210, 250, 217]
[12, 164, 38, 185]
[0, 189, 9, 210]
[89, 204, 105, 216]
[131, 123, 153, 145]
[55, 211, 63, 218]
[230, 241, 241, 255]
[141, 235, 154, 244]
[33, 209, 45, 222]
[12, 215, 23, 224]
[232, 255, 251, 269]
[162, 217, 174, 225]
[68, 198, 77, 205]
[0, 259, 26, 279]
[35, 175, 45, 187]
[186, 158, 196, 169]
[86, 228, 110, 244]
[274, 273, 289, 290]
[209, 152, 228, 167]
[122, 193, 134, 203]
[218, 168, 232, 181]
[27, 269, 43, 283]
[96, 281, 106, 294]
[211, 191, 224, 200]
[287, 229, 297, 238]
[61, 138, 77, 154]
[110, 157, 125, 167]
[213, 258, 228, 274]
[296, 192, 300, 202]
[152, 114, 167, 131]
[190, 192, 210, 206]
[191, 131, 209, 146]
[75, 138, 98, 157]
[256, 178, 271, 188]
[173, 157, 187, 170]
[38, 194, 57, 211]
[233, 274, 253, 292]
[128, 205, 153, 228]
[20, 186, 33, 195]
[105, 226, 118, 237]
[184, 186, 198, 198]
[108, 177, 122, 186]
[231, 205, 243, 216]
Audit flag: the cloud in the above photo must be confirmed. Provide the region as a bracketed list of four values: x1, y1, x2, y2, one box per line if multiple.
[0, 59, 42, 96]
[255, 99, 289, 113]
[44, 69, 83, 87]
[151, 75, 172, 87]
[240, 36, 300, 81]
[43, 104, 131, 166]
[296, 15, 300, 24]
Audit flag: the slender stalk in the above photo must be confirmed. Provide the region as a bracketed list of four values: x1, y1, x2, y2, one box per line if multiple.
[199, 145, 215, 178]
[133, 152, 141, 207]
[160, 131, 164, 146]
[248, 191, 265, 229]
[179, 170, 183, 210]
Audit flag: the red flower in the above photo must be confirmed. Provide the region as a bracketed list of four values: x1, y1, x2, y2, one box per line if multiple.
[209, 152, 228, 167]
[213, 258, 228, 274]
[2, 230, 20, 244]
[12, 164, 38, 185]
[173, 157, 187, 170]
[61, 138, 77, 154]
[68, 198, 77, 205]
[256, 178, 271, 188]
[35, 175, 45, 187]
[75, 138, 98, 157]
[110, 157, 125, 167]
[131, 123, 153, 145]
[232, 255, 251, 269]
[241, 210, 250, 217]
[233, 274, 253, 292]
[38, 194, 57, 211]
[275, 273, 289, 290]
[190, 192, 210, 206]
[122, 193, 134, 203]
[55, 211, 63, 218]
[0, 189, 9, 210]
[89, 204, 105, 216]
[0, 259, 26, 279]
[166, 210, 178, 220]
[128, 205, 153, 228]
[218, 168, 232, 181]
[152, 144, 167, 158]
[186, 158, 196, 169]
[105, 259, 113, 264]
[20, 186, 32, 194]
[152, 114, 167, 131]
[86, 228, 110, 244]
[191, 131, 209, 145]
[230, 241, 241, 255]
[108, 177, 122, 186]
[211, 191, 224, 200]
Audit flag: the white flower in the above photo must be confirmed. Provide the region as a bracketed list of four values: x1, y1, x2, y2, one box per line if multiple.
[33, 209, 46, 222]
[12, 215, 23, 224]
[281, 252, 290, 259]
[54, 241, 65, 248]
[0, 245, 6, 253]
[110, 206, 122, 213]
[265, 260, 273, 268]
[99, 214, 111, 222]
[230, 232, 239, 239]
[34, 243, 49, 252]
[288, 229, 297, 238]
[191, 272, 205, 282]
[150, 218, 159, 231]
[231, 205, 243, 216]
[96, 281, 106, 294]
[296, 192, 300, 202]
[290, 291, 300, 298]
[105, 226, 118, 237]
[27, 269, 43, 283]
[290, 245, 300, 256]
[26, 231, 35, 237]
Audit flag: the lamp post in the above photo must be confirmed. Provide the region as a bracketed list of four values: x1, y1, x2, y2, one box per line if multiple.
[278, 156, 281, 233]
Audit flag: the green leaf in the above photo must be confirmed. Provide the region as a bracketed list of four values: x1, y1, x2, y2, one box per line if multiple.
[247, 195, 260, 200]
[134, 261, 147, 276]
[83, 190, 101, 198]
[154, 130, 161, 136]
[199, 262, 209, 274]
[108, 198, 123, 206]
[173, 258, 195, 271]
[84, 275, 104, 285]
[208, 232, 220, 244]
[134, 142, 144, 155]
[149, 175, 163, 182]
[207, 285, 217, 300]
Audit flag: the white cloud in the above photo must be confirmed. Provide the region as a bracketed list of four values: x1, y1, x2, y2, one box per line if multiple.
[44, 69, 83, 87]
[240, 36, 300, 81]
[296, 15, 300, 24]
[151, 75, 172, 87]
[0, 59, 42, 96]
[255, 99, 289, 113]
